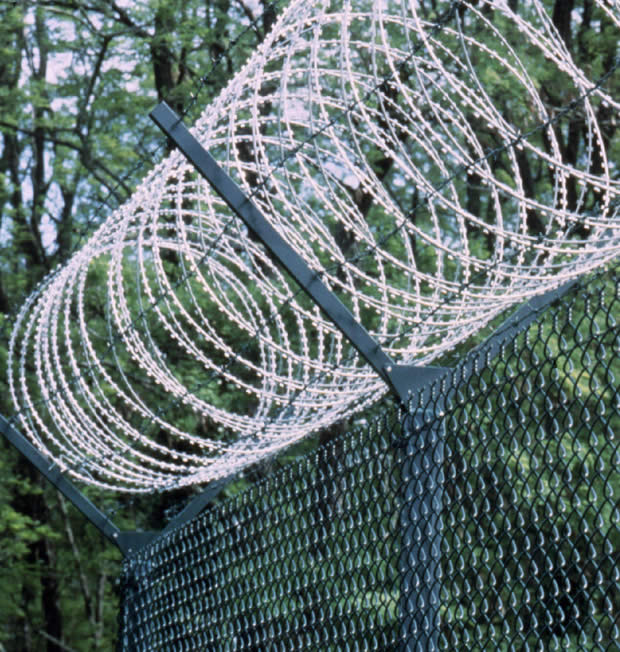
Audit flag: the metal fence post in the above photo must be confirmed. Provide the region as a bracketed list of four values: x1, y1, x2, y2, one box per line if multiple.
[400, 408, 444, 651]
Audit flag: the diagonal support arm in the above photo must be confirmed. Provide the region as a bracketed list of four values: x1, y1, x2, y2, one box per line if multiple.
[150, 101, 430, 404]
[0, 415, 156, 556]
[0, 415, 121, 548]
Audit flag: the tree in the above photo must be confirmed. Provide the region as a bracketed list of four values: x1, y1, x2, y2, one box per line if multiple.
[0, 0, 617, 649]
[0, 0, 277, 648]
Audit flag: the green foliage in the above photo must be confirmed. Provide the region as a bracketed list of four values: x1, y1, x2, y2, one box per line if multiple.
[0, 0, 276, 648]
[0, 0, 617, 649]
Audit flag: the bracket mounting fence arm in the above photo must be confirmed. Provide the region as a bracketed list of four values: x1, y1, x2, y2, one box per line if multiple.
[149, 102, 411, 400]
[0, 415, 157, 556]
[0, 414, 123, 551]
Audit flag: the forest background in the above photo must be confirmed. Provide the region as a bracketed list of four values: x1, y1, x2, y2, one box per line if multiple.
[0, 0, 617, 650]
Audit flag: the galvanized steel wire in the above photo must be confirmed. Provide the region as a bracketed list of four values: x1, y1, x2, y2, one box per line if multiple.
[8, 0, 620, 490]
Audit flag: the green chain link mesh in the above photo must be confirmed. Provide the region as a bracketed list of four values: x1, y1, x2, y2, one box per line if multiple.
[119, 261, 618, 651]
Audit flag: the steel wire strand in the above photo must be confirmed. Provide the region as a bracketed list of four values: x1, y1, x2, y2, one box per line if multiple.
[6, 0, 617, 488]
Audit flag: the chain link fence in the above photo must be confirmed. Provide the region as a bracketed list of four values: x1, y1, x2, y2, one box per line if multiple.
[119, 262, 619, 651]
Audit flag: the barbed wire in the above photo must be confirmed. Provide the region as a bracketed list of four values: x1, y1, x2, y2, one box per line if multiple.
[0, 0, 279, 346]
[180, 0, 288, 124]
[6, 0, 620, 491]
[6, 0, 462, 488]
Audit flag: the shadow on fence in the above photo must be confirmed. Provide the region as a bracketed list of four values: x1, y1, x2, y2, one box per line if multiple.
[119, 262, 619, 651]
